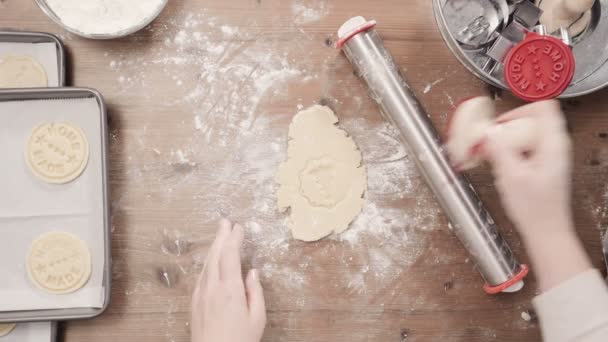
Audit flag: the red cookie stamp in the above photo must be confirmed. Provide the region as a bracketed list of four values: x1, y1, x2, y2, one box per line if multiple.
[504, 33, 575, 102]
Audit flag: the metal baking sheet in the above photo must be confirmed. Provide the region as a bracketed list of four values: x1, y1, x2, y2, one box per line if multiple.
[0, 322, 57, 342]
[0, 88, 110, 322]
[0, 31, 66, 88]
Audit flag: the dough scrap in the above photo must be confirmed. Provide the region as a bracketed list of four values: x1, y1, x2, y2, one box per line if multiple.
[276, 105, 367, 242]
[27, 231, 92, 294]
[25, 122, 90, 184]
[0, 55, 47, 88]
[0, 323, 16, 337]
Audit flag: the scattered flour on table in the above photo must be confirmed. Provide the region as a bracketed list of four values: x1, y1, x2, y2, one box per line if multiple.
[291, 0, 329, 25]
[336, 119, 443, 290]
[591, 185, 608, 242]
[108, 10, 316, 294]
[423, 78, 445, 94]
[106, 7, 443, 333]
[443, 90, 455, 106]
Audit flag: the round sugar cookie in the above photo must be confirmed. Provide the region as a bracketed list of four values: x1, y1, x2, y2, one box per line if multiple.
[0, 55, 47, 88]
[0, 323, 16, 337]
[25, 122, 89, 184]
[27, 231, 92, 294]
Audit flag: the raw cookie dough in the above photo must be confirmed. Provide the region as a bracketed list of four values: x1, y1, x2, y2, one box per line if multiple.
[27, 231, 92, 294]
[276, 105, 367, 242]
[0, 55, 47, 88]
[25, 122, 90, 184]
[0, 323, 16, 337]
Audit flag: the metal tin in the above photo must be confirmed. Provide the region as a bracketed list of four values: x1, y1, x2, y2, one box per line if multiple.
[0, 88, 111, 322]
[338, 17, 526, 292]
[0, 30, 66, 87]
[434, 0, 608, 98]
[442, 0, 510, 48]
[34, 0, 168, 40]
[50, 322, 57, 342]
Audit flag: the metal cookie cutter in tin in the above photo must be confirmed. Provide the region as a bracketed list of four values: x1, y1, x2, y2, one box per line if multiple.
[442, 0, 510, 48]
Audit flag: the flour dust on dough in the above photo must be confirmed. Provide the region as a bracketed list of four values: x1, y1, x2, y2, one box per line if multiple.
[27, 231, 92, 294]
[0, 323, 16, 337]
[25, 122, 90, 184]
[0, 55, 47, 88]
[276, 105, 367, 242]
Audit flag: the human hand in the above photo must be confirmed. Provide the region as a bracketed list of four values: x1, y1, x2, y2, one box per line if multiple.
[484, 100, 595, 291]
[484, 100, 574, 239]
[191, 219, 266, 342]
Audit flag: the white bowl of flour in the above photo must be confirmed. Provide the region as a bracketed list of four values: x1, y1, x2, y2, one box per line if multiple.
[35, 0, 168, 39]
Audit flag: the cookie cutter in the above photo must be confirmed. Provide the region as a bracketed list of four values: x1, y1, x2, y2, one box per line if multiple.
[0, 88, 111, 322]
[434, 0, 608, 97]
[442, 0, 510, 49]
[0, 30, 66, 87]
[337, 17, 528, 294]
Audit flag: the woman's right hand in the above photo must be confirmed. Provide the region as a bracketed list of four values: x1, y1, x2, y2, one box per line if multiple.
[483, 100, 594, 292]
[484, 100, 574, 239]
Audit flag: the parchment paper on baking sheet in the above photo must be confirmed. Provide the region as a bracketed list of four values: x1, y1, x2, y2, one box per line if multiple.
[0, 97, 106, 311]
[0, 43, 60, 87]
[0, 322, 54, 342]
[0, 98, 100, 218]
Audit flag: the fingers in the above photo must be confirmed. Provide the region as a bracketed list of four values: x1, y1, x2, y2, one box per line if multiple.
[489, 99, 569, 168]
[536, 108, 571, 163]
[199, 219, 232, 286]
[495, 100, 560, 124]
[219, 223, 245, 289]
[246, 269, 267, 327]
[538, 126, 572, 165]
[483, 125, 525, 175]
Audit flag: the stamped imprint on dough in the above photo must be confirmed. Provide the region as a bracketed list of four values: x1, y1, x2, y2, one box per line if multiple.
[0, 55, 48, 88]
[0, 323, 16, 337]
[25, 122, 89, 184]
[27, 231, 92, 294]
[276, 105, 367, 242]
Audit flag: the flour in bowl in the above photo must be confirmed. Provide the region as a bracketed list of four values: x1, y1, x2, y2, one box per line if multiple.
[44, 0, 166, 36]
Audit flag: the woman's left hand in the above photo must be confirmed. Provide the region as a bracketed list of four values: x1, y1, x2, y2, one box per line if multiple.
[191, 219, 266, 342]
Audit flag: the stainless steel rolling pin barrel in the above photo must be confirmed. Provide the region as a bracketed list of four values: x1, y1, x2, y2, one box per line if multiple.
[336, 17, 528, 294]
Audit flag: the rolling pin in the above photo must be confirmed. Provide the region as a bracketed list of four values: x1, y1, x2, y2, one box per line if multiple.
[336, 17, 529, 294]
[537, 0, 595, 36]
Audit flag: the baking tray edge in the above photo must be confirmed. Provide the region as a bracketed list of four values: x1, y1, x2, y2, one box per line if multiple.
[0, 30, 67, 87]
[0, 87, 112, 322]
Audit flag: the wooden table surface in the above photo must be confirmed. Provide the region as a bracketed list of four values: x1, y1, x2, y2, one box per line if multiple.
[3, 0, 608, 341]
